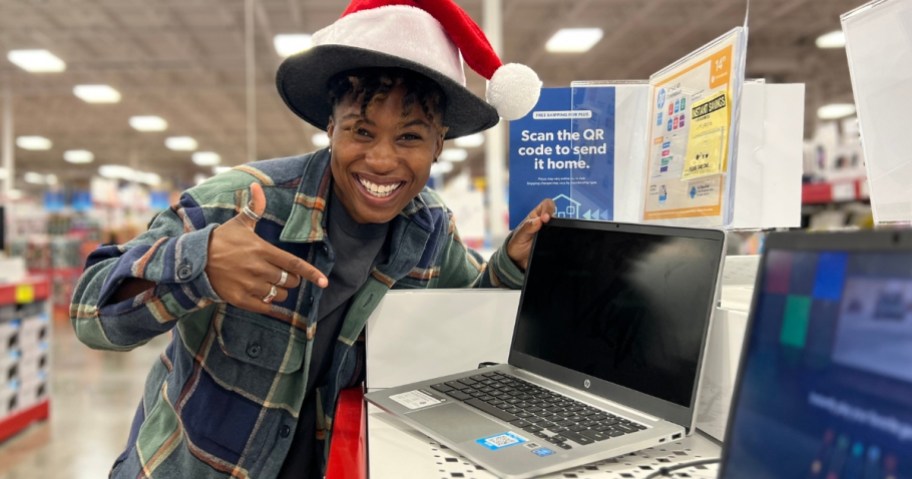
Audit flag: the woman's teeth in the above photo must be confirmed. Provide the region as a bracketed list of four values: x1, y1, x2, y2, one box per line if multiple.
[359, 178, 401, 198]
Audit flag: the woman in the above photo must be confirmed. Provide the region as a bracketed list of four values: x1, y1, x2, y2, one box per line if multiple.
[70, 1, 552, 477]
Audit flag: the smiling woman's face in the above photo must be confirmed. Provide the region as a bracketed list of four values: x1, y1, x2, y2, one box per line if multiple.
[327, 78, 445, 224]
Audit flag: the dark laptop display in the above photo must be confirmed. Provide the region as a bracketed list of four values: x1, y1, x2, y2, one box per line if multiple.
[510, 220, 723, 418]
[720, 230, 912, 479]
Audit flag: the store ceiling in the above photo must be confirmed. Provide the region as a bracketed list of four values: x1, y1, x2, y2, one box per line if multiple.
[0, 0, 863, 193]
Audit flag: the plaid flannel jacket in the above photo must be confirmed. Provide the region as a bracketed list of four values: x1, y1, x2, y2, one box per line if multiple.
[70, 149, 525, 478]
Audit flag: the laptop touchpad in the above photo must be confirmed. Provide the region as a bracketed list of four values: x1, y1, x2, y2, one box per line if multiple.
[408, 404, 506, 443]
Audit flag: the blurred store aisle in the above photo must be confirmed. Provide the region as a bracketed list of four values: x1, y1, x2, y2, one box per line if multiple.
[0, 318, 169, 479]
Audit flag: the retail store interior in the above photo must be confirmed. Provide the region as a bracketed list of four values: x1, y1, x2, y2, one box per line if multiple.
[0, 0, 892, 478]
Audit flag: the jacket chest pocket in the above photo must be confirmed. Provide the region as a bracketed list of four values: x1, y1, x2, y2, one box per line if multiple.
[215, 306, 305, 374]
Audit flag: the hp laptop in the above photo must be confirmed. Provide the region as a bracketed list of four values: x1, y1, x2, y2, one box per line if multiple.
[719, 229, 912, 479]
[365, 218, 726, 478]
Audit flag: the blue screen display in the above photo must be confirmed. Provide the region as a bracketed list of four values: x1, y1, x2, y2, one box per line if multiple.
[722, 250, 912, 478]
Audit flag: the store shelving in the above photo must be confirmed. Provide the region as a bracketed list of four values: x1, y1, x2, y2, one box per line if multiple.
[0, 276, 51, 443]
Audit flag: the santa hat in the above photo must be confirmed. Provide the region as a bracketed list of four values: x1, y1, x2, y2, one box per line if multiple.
[276, 0, 542, 139]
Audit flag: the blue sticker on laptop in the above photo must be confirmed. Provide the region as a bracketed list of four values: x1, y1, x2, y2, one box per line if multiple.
[476, 431, 527, 450]
[531, 447, 555, 457]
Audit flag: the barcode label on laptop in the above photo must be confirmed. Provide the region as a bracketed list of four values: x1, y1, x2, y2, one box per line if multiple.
[390, 390, 442, 410]
[475, 431, 527, 450]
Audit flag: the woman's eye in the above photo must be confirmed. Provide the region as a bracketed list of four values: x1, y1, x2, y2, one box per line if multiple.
[400, 133, 422, 141]
[356, 128, 372, 137]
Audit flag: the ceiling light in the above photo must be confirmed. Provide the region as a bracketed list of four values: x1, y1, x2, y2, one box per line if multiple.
[7, 189, 23, 201]
[99, 165, 134, 179]
[816, 30, 846, 49]
[454, 133, 484, 148]
[192, 151, 221, 166]
[64, 149, 94, 164]
[194, 174, 209, 186]
[24, 172, 45, 184]
[165, 136, 198, 151]
[137, 172, 162, 186]
[817, 103, 856, 120]
[213, 166, 232, 175]
[7, 49, 66, 73]
[439, 148, 468, 162]
[274, 34, 313, 57]
[16, 136, 52, 150]
[311, 132, 330, 148]
[129, 115, 168, 132]
[545, 28, 604, 53]
[45, 174, 58, 185]
[73, 84, 121, 103]
[430, 162, 454, 175]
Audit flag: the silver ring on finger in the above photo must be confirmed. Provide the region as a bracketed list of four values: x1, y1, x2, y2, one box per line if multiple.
[242, 205, 261, 222]
[275, 270, 289, 287]
[261, 284, 278, 304]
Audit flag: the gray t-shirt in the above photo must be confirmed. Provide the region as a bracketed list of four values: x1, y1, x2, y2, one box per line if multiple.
[278, 191, 388, 477]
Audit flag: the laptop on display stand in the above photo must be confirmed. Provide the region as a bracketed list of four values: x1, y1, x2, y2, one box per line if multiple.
[718, 229, 912, 479]
[365, 218, 726, 478]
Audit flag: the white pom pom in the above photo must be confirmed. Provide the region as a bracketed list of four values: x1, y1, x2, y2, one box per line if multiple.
[486, 63, 542, 120]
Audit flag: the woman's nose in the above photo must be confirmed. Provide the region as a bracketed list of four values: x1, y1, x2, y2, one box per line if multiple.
[365, 138, 397, 170]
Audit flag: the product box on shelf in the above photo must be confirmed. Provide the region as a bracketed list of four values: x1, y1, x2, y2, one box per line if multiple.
[16, 373, 48, 412]
[18, 314, 49, 348]
[0, 383, 15, 418]
[0, 321, 18, 356]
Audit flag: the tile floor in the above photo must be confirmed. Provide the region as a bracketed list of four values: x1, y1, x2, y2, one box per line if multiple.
[0, 317, 170, 479]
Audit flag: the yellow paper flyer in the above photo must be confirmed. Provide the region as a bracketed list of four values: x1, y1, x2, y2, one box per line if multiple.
[682, 92, 728, 180]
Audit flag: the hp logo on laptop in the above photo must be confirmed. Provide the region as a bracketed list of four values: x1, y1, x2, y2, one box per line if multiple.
[583, 379, 591, 389]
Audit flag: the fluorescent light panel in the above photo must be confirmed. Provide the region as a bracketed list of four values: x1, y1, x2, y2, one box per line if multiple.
[138, 172, 162, 186]
[274, 34, 313, 57]
[816, 30, 846, 49]
[7, 49, 66, 72]
[430, 162, 453, 175]
[16, 136, 52, 150]
[98, 165, 160, 185]
[64, 149, 94, 164]
[311, 132, 330, 148]
[192, 151, 221, 166]
[546, 28, 603, 53]
[818, 103, 856, 120]
[165, 136, 198, 151]
[73, 84, 121, 103]
[99, 164, 133, 179]
[24, 172, 45, 184]
[439, 148, 468, 162]
[130, 115, 168, 132]
[454, 133, 484, 148]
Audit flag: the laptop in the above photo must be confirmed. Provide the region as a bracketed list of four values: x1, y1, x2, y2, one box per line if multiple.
[365, 218, 726, 478]
[719, 229, 912, 479]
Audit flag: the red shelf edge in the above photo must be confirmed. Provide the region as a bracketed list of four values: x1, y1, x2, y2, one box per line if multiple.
[0, 400, 51, 443]
[326, 387, 367, 479]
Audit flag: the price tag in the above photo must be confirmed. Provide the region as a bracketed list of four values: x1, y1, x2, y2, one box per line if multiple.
[16, 284, 35, 303]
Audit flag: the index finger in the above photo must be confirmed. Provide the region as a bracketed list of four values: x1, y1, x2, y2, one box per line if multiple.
[263, 245, 328, 288]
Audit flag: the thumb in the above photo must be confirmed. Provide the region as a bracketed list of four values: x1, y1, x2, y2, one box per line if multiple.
[237, 182, 267, 228]
[248, 182, 267, 217]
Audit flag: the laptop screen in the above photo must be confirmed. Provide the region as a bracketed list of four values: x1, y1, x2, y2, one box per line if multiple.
[510, 219, 723, 409]
[721, 234, 912, 478]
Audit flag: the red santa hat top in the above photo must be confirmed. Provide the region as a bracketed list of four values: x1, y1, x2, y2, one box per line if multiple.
[276, 0, 542, 139]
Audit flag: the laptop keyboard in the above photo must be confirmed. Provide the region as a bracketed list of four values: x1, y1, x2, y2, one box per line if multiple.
[430, 371, 647, 450]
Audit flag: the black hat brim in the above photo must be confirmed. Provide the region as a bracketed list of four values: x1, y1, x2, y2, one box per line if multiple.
[276, 44, 500, 140]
